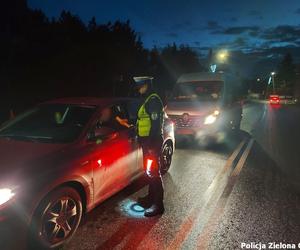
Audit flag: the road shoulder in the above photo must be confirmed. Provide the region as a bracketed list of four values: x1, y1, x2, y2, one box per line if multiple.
[207, 142, 300, 250]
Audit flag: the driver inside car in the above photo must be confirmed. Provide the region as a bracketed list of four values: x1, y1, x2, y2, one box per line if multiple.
[100, 106, 132, 130]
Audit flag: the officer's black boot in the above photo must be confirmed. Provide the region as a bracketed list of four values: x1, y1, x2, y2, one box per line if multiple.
[137, 175, 153, 208]
[137, 194, 152, 209]
[144, 177, 164, 217]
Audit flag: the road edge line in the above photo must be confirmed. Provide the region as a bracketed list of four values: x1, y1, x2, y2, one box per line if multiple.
[166, 138, 248, 250]
[197, 138, 254, 250]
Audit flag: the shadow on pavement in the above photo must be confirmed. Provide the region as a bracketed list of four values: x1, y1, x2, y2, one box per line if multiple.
[175, 129, 249, 156]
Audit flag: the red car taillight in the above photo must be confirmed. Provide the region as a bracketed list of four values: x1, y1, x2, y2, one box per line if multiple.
[270, 97, 280, 102]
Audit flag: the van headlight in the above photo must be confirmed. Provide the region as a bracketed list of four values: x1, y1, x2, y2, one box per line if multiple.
[204, 110, 220, 125]
[0, 188, 15, 206]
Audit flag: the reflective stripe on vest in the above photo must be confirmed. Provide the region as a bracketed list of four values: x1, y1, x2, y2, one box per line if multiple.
[137, 93, 163, 137]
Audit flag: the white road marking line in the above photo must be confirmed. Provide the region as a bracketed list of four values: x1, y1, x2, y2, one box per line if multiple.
[197, 138, 254, 250]
[232, 139, 254, 177]
[166, 139, 248, 250]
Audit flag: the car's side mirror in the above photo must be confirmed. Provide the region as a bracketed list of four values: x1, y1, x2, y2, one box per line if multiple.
[87, 127, 117, 142]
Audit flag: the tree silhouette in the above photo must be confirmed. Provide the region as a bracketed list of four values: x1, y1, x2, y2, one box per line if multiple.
[149, 44, 203, 96]
[277, 53, 296, 92]
[0, 0, 203, 122]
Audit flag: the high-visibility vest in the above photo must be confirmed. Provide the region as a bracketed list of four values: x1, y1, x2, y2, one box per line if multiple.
[137, 93, 163, 137]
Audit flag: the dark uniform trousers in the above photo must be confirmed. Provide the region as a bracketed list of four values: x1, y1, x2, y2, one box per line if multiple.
[139, 136, 164, 207]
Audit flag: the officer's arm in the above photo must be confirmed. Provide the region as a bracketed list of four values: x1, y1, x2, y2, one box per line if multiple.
[146, 97, 163, 138]
[115, 116, 132, 128]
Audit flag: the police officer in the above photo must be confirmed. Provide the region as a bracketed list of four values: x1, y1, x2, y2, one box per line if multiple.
[134, 76, 165, 217]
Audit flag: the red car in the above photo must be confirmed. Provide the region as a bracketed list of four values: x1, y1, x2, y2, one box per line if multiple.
[0, 97, 174, 249]
[269, 95, 280, 104]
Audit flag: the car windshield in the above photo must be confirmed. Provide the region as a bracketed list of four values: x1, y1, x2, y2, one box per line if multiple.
[172, 81, 223, 101]
[0, 104, 96, 143]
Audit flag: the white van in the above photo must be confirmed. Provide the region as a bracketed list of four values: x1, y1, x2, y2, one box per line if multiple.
[165, 72, 243, 143]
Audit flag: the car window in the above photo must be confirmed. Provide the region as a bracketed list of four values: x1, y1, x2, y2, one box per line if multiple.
[0, 104, 96, 143]
[98, 104, 130, 131]
[172, 81, 224, 101]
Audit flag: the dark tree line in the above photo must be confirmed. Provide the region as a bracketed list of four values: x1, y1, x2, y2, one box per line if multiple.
[0, 0, 202, 122]
[149, 44, 205, 93]
[276, 53, 297, 93]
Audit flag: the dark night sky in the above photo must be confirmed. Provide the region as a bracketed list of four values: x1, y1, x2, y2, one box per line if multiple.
[28, 0, 300, 76]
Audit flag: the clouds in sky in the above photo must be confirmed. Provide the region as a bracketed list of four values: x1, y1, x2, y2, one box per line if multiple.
[28, 0, 300, 67]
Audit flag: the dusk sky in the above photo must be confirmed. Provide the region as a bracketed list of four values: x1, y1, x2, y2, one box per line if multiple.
[27, 0, 300, 75]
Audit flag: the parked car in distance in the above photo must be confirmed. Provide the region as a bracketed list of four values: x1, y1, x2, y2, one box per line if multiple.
[269, 94, 280, 104]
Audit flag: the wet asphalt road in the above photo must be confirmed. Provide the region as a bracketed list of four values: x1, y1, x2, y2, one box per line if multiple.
[209, 102, 300, 250]
[65, 102, 300, 250]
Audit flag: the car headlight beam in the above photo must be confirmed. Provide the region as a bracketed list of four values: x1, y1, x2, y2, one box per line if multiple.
[204, 110, 220, 125]
[0, 188, 15, 206]
[204, 115, 217, 125]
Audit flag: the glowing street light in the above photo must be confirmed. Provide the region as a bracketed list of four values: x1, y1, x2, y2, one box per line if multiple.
[217, 50, 229, 62]
[270, 72, 276, 93]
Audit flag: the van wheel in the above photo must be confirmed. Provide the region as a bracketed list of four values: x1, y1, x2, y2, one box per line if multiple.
[29, 187, 82, 249]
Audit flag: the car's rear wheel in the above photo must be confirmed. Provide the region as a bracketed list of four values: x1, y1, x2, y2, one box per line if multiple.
[29, 187, 82, 249]
[160, 142, 173, 175]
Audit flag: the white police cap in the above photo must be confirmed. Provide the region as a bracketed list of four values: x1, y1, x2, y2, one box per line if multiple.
[133, 76, 154, 86]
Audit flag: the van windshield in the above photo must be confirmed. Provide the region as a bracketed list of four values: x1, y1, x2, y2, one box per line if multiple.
[172, 81, 223, 101]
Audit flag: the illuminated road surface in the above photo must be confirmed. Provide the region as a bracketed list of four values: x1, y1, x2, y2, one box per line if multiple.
[65, 102, 300, 250]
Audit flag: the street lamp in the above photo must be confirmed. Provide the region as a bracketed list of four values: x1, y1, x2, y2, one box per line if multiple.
[217, 50, 229, 63]
[271, 72, 276, 93]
